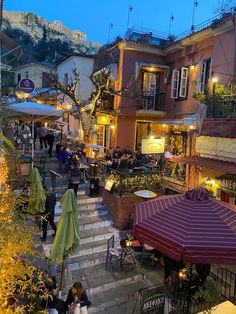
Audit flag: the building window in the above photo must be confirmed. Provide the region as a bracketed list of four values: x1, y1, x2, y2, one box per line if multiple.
[179, 67, 188, 98]
[171, 70, 180, 99]
[64, 73, 68, 85]
[143, 72, 157, 93]
[17, 74, 21, 83]
[198, 58, 212, 93]
[42, 72, 51, 88]
[171, 67, 189, 99]
[25, 71, 29, 78]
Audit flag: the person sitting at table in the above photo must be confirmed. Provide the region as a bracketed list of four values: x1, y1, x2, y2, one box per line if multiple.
[127, 156, 134, 170]
[195, 263, 211, 283]
[117, 158, 129, 173]
[113, 146, 122, 159]
[122, 145, 133, 157]
[141, 154, 150, 168]
[111, 158, 119, 170]
[132, 159, 142, 172]
[105, 150, 112, 162]
[135, 149, 143, 161]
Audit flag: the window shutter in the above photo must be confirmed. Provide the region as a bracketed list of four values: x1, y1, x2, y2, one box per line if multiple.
[171, 70, 180, 99]
[179, 67, 188, 97]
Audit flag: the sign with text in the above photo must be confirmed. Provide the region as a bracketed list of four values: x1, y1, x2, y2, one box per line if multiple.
[142, 138, 165, 154]
[140, 285, 165, 314]
[19, 79, 35, 93]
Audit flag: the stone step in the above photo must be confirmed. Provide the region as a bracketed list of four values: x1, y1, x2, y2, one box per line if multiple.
[54, 214, 112, 229]
[68, 251, 107, 271]
[88, 275, 150, 313]
[77, 196, 103, 205]
[80, 227, 119, 244]
[78, 203, 105, 211]
[79, 207, 108, 218]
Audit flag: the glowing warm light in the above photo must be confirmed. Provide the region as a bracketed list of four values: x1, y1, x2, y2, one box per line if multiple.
[179, 271, 183, 279]
[150, 135, 154, 140]
[190, 65, 195, 70]
[111, 124, 115, 129]
[189, 125, 194, 129]
[212, 77, 218, 83]
[66, 104, 72, 110]
[149, 67, 154, 71]
[81, 107, 85, 112]
[162, 124, 166, 127]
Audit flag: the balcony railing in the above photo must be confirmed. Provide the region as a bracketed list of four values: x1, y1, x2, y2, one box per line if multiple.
[137, 92, 165, 111]
[207, 95, 236, 118]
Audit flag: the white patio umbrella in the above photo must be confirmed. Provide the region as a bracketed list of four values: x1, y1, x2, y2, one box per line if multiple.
[8, 101, 64, 159]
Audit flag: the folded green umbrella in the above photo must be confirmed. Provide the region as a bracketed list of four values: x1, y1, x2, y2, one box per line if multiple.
[50, 189, 80, 263]
[28, 167, 46, 214]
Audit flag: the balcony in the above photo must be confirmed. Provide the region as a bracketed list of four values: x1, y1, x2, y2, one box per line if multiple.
[136, 91, 166, 116]
[207, 95, 236, 118]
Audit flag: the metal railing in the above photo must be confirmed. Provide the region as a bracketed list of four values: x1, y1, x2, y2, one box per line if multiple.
[175, 7, 236, 41]
[162, 161, 186, 183]
[207, 94, 236, 118]
[137, 92, 165, 111]
[217, 267, 236, 304]
[105, 168, 161, 196]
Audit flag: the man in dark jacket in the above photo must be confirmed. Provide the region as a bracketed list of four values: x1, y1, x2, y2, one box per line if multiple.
[46, 130, 55, 157]
[41, 189, 57, 242]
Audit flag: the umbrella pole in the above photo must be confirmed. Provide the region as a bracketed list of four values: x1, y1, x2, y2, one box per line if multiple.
[59, 258, 65, 298]
[31, 121, 34, 169]
[187, 263, 193, 314]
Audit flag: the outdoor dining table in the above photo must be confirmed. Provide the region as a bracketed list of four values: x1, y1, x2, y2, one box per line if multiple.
[134, 189, 157, 200]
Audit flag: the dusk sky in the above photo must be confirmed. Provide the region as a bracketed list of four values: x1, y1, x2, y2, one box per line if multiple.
[5, 0, 235, 44]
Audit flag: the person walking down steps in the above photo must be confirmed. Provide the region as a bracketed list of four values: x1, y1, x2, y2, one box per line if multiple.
[41, 188, 57, 242]
[37, 124, 48, 149]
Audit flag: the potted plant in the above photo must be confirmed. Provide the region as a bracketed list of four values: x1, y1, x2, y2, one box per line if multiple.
[192, 91, 206, 103]
[19, 154, 33, 176]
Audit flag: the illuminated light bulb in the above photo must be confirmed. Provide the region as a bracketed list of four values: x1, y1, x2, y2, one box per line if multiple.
[162, 124, 166, 127]
[212, 77, 218, 83]
[190, 65, 195, 70]
[149, 67, 154, 71]
[111, 124, 115, 129]
[189, 125, 194, 130]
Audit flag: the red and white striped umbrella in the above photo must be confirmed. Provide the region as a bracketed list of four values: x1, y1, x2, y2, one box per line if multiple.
[134, 189, 236, 264]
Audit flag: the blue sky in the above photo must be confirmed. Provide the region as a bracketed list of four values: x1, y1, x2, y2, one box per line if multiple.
[5, 0, 235, 44]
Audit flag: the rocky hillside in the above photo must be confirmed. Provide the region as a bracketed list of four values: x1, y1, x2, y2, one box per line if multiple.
[2, 11, 101, 64]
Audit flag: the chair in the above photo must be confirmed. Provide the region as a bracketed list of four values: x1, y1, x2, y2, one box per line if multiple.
[106, 235, 122, 267]
[141, 243, 159, 267]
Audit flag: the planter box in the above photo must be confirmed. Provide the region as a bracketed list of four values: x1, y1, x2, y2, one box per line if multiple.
[102, 189, 143, 229]
[20, 162, 32, 176]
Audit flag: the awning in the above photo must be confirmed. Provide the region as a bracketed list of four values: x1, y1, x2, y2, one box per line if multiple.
[158, 114, 198, 126]
[174, 156, 236, 174]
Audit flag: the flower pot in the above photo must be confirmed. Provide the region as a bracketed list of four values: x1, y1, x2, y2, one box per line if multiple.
[20, 162, 32, 176]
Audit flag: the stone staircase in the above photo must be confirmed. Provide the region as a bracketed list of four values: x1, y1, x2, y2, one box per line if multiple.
[37, 150, 164, 313]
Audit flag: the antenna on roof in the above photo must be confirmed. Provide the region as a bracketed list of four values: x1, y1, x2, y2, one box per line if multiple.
[191, 0, 199, 32]
[168, 15, 175, 37]
[127, 4, 133, 31]
[107, 23, 113, 44]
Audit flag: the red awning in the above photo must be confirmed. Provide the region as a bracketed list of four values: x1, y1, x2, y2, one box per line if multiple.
[134, 189, 236, 264]
[173, 156, 236, 175]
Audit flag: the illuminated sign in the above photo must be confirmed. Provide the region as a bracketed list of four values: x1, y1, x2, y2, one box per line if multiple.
[97, 115, 110, 125]
[142, 138, 165, 154]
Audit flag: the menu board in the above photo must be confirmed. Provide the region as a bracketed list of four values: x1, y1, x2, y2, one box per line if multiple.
[142, 138, 165, 154]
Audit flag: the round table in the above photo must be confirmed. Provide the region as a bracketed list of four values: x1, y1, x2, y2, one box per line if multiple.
[134, 189, 157, 199]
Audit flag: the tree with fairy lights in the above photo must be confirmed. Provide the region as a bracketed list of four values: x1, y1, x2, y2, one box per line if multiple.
[0, 148, 50, 313]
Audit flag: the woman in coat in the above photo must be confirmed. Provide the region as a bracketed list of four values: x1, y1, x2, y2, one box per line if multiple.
[68, 154, 81, 196]
[65, 282, 91, 312]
